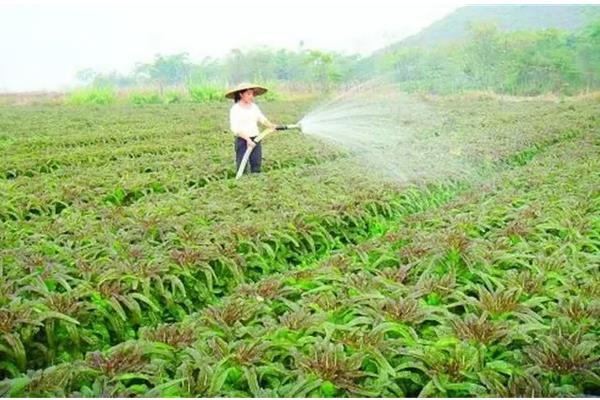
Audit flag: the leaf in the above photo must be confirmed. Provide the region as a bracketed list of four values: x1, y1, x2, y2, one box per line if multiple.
[485, 360, 516, 375]
[198, 263, 216, 291]
[371, 254, 399, 269]
[111, 372, 151, 382]
[130, 293, 161, 313]
[55, 276, 72, 292]
[444, 381, 487, 396]
[432, 336, 460, 349]
[2, 333, 27, 371]
[65, 322, 81, 347]
[259, 242, 276, 260]
[146, 378, 185, 397]
[280, 375, 322, 398]
[371, 321, 418, 343]
[166, 275, 187, 298]
[369, 349, 396, 379]
[39, 311, 80, 326]
[395, 370, 424, 385]
[107, 298, 128, 321]
[0, 360, 21, 380]
[121, 295, 143, 321]
[302, 232, 316, 254]
[279, 232, 300, 248]
[342, 316, 373, 327]
[208, 365, 235, 395]
[419, 379, 442, 397]
[243, 367, 260, 396]
[141, 341, 176, 360]
[3, 376, 29, 397]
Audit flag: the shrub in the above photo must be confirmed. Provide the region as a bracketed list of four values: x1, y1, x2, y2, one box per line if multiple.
[66, 88, 116, 105]
[189, 86, 223, 103]
[129, 92, 162, 106]
[261, 89, 279, 101]
[164, 91, 184, 104]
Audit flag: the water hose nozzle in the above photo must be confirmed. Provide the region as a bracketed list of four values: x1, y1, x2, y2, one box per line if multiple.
[275, 123, 302, 132]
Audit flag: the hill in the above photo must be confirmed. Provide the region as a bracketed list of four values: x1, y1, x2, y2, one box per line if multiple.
[386, 5, 600, 50]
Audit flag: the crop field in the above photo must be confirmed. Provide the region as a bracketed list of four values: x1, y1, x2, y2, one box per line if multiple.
[0, 96, 599, 397]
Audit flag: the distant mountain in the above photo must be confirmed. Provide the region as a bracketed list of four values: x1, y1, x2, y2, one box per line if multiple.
[385, 5, 600, 50]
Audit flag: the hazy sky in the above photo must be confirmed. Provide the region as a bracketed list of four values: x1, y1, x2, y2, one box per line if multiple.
[0, 0, 583, 92]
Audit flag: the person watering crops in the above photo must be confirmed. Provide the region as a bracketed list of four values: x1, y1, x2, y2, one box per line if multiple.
[225, 83, 277, 174]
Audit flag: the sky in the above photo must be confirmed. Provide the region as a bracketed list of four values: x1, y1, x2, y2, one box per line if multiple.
[0, 0, 592, 92]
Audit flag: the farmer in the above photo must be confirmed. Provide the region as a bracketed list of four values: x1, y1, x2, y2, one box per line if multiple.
[225, 83, 277, 174]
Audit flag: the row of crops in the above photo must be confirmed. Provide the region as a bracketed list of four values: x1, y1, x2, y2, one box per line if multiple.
[0, 96, 599, 396]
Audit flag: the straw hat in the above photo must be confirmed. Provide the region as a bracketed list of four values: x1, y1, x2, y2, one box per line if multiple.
[224, 82, 268, 99]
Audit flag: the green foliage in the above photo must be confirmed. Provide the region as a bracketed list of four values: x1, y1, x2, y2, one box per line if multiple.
[399, 5, 600, 47]
[163, 91, 184, 104]
[72, 13, 600, 96]
[575, 19, 600, 90]
[260, 88, 279, 101]
[129, 92, 162, 106]
[135, 53, 191, 88]
[379, 18, 600, 95]
[188, 85, 224, 103]
[127, 90, 187, 105]
[1, 96, 599, 396]
[66, 88, 116, 105]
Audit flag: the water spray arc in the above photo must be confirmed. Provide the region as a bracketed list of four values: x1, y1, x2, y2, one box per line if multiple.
[236, 77, 483, 183]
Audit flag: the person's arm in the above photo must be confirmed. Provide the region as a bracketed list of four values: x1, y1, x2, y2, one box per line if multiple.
[260, 117, 276, 130]
[256, 105, 276, 130]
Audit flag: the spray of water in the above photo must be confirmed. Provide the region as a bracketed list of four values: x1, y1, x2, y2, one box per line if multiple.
[298, 77, 482, 183]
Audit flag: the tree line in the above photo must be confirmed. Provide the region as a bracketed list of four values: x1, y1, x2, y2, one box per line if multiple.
[77, 19, 600, 96]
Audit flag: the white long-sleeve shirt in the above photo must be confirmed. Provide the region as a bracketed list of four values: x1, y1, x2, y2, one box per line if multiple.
[229, 102, 267, 138]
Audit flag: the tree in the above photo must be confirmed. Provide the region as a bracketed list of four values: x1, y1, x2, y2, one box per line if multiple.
[135, 53, 191, 93]
[305, 50, 341, 90]
[75, 68, 97, 85]
[463, 21, 505, 90]
[576, 19, 600, 92]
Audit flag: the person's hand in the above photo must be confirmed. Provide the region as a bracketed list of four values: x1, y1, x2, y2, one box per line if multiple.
[246, 138, 256, 148]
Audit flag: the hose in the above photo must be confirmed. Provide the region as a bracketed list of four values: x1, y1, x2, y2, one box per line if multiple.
[235, 123, 301, 179]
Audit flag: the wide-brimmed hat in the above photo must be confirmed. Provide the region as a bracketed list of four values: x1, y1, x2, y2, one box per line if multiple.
[224, 82, 268, 99]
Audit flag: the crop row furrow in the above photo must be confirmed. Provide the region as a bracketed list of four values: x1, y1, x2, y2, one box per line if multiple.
[0, 126, 586, 379]
[2, 130, 598, 397]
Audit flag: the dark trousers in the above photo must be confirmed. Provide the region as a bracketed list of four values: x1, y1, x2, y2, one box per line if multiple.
[235, 136, 262, 173]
